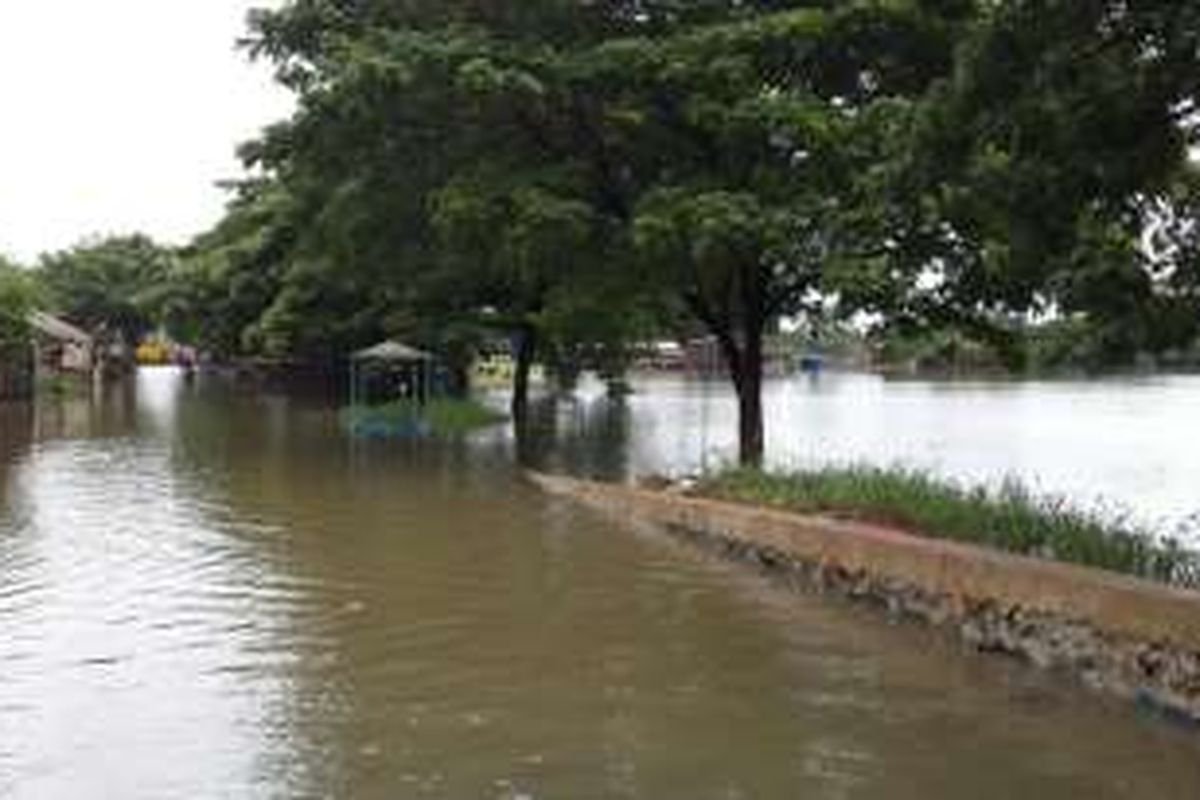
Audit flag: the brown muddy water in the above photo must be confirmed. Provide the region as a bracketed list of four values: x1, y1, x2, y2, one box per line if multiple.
[1, 369, 1199, 799]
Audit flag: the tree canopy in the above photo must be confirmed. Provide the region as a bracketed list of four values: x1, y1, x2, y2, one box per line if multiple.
[895, 0, 1200, 358]
[154, 0, 1200, 463]
[38, 235, 175, 347]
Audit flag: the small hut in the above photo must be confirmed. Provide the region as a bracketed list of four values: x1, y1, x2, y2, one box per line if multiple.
[349, 341, 436, 406]
[29, 311, 94, 375]
[0, 312, 96, 400]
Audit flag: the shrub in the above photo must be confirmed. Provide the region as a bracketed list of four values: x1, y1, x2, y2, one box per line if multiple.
[344, 398, 506, 437]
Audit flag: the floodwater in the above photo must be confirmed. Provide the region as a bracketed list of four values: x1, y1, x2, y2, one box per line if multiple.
[2, 369, 1199, 799]
[539, 371, 1200, 541]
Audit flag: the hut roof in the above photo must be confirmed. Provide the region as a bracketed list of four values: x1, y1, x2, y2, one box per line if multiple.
[28, 312, 93, 345]
[352, 340, 433, 362]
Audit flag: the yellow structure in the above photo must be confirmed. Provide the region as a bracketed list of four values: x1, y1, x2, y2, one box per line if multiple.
[136, 339, 172, 365]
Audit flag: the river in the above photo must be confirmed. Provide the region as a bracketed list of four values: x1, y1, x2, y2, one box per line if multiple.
[1, 368, 1199, 798]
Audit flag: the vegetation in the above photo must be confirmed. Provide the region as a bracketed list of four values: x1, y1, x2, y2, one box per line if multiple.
[12, 2, 1196, 465]
[0, 255, 36, 347]
[36, 374, 83, 399]
[866, 312, 1200, 377]
[422, 398, 507, 433]
[38, 235, 175, 349]
[344, 398, 507, 437]
[700, 467, 1200, 589]
[210, 0, 1200, 463]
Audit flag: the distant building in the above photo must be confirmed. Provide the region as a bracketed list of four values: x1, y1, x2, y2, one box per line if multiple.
[680, 336, 797, 376]
[0, 312, 96, 400]
[28, 312, 95, 376]
[644, 341, 686, 371]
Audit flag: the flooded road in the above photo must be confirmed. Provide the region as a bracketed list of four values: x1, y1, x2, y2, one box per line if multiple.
[2, 369, 1200, 798]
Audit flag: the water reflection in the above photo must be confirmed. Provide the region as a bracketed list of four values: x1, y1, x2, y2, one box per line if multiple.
[505, 372, 1200, 540]
[2, 369, 1200, 797]
[0, 403, 33, 503]
[0, 415, 301, 795]
[514, 394, 633, 479]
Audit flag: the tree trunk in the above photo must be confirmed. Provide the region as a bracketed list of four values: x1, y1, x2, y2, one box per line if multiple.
[711, 320, 766, 468]
[735, 323, 764, 468]
[447, 362, 471, 398]
[511, 324, 537, 423]
[710, 264, 768, 468]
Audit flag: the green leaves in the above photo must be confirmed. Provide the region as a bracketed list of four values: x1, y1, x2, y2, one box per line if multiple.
[899, 0, 1200, 361]
[0, 257, 36, 346]
[186, 0, 1200, 385]
[636, 189, 778, 269]
[37, 235, 175, 346]
[204, 0, 968, 417]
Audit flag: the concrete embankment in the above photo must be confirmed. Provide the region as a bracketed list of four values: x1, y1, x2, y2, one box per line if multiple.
[529, 472, 1200, 725]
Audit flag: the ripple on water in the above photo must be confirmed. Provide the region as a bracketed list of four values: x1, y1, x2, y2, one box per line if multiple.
[1, 380, 1200, 799]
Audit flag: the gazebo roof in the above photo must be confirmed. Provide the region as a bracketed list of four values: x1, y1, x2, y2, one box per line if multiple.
[352, 340, 434, 362]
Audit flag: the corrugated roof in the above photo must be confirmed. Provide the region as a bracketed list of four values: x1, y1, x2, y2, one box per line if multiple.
[27, 312, 93, 345]
[352, 340, 433, 362]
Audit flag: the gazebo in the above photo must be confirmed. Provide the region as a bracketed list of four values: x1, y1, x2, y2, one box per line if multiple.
[349, 341, 436, 406]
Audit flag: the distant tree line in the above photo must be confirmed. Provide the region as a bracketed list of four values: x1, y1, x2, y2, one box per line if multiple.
[0, 236, 173, 354]
[4, 1, 1199, 465]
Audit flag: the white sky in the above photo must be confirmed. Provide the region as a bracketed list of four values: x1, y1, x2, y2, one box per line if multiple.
[0, 1, 294, 262]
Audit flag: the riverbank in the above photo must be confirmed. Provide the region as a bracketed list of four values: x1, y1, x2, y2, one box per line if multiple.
[700, 467, 1200, 589]
[530, 471, 1200, 727]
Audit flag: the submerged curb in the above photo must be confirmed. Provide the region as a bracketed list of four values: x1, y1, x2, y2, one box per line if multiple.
[528, 471, 1200, 726]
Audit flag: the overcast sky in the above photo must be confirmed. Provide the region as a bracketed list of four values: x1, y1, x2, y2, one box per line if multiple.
[0, 1, 294, 262]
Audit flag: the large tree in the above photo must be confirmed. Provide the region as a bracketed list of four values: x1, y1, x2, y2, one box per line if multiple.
[220, 0, 1200, 464]
[240, 1, 656, 418]
[162, 182, 295, 359]
[239, 0, 969, 462]
[591, 4, 965, 463]
[38, 235, 174, 348]
[891, 0, 1200, 362]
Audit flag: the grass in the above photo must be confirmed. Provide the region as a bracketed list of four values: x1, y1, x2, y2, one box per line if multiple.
[344, 397, 507, 437]
[421, 397, 508, 433]
[37, 374, 85, 398]
[697, 466, 1200, 590]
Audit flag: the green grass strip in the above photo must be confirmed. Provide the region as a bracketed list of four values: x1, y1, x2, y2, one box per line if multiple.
[699, 467, 1200, 590]
[344, 398, 507, 436]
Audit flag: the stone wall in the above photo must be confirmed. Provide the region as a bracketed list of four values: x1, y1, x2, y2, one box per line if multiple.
[529, 472, 1200, 726]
